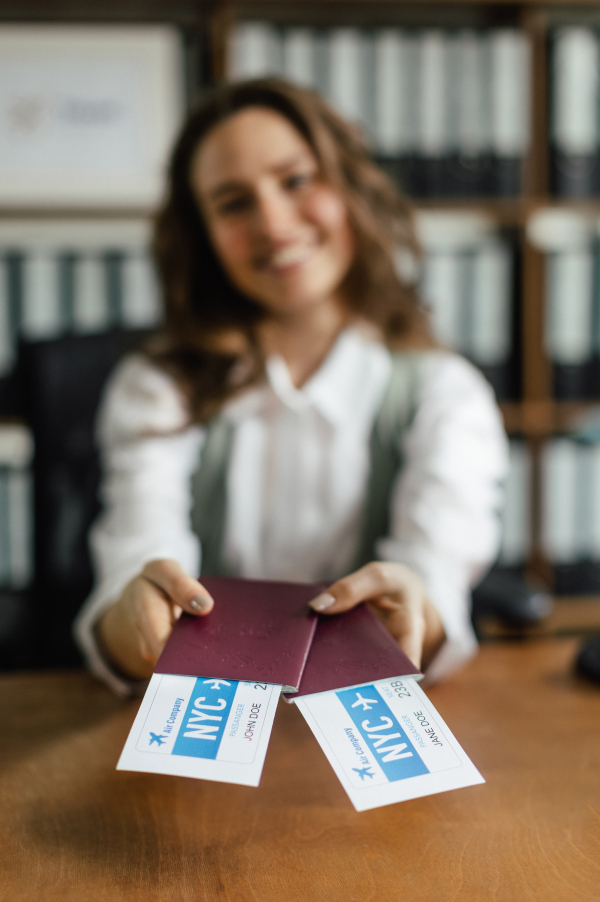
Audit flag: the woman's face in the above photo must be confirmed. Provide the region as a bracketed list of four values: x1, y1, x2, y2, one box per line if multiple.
[190, 106, 354, 318]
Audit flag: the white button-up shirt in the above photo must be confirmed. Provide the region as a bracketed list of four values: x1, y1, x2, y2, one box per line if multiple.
[74, 327, 508, 695]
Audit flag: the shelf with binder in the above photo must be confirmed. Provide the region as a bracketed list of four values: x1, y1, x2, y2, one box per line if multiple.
[227, 20, 531, 200]
[526, 207, 600, 401]
[540, 430, 600, 594]
[0, 218, 163, 418]
[415, 209, 520, 400]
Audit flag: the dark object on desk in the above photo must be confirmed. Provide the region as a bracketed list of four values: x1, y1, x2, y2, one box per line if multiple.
[554, 561, 600, 596]
[471, 569, 553, 629]
[575, 635, 600, 685]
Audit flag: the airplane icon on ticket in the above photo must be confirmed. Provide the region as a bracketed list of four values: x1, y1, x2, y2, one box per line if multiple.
[353, 766, 375, 781]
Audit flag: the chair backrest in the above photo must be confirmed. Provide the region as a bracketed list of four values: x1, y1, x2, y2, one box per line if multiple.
[23, 330, 145, 666]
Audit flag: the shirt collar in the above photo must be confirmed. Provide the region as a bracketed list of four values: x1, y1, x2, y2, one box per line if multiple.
[279, 326, 392, 427]
[222, 327, 390, 428]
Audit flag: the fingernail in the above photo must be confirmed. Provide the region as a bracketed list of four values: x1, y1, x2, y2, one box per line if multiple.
[308, 592, 336, 612]
[190, 594, 212, 614]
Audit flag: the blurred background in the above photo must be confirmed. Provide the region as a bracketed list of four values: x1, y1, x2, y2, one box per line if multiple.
[2, 0, 600, 672]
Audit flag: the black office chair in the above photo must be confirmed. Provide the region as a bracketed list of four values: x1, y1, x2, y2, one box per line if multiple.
[22, 330, 147, 667]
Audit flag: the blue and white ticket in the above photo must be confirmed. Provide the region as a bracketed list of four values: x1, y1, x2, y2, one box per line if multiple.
[117, 673, 281, 786]
[295, 677, 484, 811]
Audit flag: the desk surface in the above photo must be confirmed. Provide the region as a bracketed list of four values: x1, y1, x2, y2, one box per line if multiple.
[1, 638, 599, 902]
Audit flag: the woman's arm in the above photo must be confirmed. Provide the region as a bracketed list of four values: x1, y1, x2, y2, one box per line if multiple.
[383, 352, 508, 678]
[312, 352, 508, 681]
[73, 355, 207, 694]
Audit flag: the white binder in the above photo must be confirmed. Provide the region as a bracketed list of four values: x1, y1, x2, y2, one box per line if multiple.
[552, 27, 598, 156]
[121, 252, 162, 329]
[490, 29, 531, 158]
[468, 240, 512, 366]
[373, 29, 414, 156]
[545, 250, 594, 365]
[21, 250, 63, 340]
[282, 28, 316, 89]
[327, 28, 368, 128]
[541, 439, 580, 564]
[417, 30, 448, 159]
[229, 22, 281, 80]
[498, 440, 530, 566]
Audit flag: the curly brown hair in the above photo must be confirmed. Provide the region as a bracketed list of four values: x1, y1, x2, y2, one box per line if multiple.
[150, 77, 430, 422]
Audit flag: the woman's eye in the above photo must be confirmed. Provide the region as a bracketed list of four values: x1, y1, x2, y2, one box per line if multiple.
[217, 195, 253, 215]
[284, 172, 313, 190]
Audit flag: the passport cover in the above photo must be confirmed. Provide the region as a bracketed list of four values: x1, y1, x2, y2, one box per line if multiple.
[284, 603, 421, 699]
[156, 575, 320, 691]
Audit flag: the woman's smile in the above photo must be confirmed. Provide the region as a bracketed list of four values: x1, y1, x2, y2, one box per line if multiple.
[261, 240, 319, 274]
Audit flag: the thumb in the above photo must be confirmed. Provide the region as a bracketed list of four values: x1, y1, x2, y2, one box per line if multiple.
[141, 559, 214, 617]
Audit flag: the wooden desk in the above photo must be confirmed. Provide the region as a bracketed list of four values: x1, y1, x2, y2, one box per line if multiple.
[1, 639, 599, 902]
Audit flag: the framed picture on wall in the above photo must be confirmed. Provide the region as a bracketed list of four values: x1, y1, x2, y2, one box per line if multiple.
[0, 25, 184, 209]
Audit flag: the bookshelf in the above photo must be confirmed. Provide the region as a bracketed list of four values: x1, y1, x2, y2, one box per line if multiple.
[2, 0, 600, 660]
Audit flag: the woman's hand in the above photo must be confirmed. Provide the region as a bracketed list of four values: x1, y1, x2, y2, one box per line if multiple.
[95, 559, 214, 681]
[308, 562, 445, 671]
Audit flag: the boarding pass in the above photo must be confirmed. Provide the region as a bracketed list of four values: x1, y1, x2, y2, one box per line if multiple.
[117, 673, 280, 786]
[295, 677, 484, 811]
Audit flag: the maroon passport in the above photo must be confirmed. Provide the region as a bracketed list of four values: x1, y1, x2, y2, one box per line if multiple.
[156, 575, 319, 691]
[284, 603, 421, 699]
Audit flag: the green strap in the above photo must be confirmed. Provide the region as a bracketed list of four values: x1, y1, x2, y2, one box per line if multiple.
[191, 351, 426, 576]
[350, 351, 425, 570]
[190, 416, 235, 576]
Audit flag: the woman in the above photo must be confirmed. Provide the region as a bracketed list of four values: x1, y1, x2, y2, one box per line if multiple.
[74, 79, 507, 696]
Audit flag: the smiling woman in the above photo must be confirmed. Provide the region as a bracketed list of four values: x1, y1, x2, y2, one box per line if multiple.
[191, 106, 355, 387]
[151, 78, 425, 420]
[74, 79, 508, 694]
